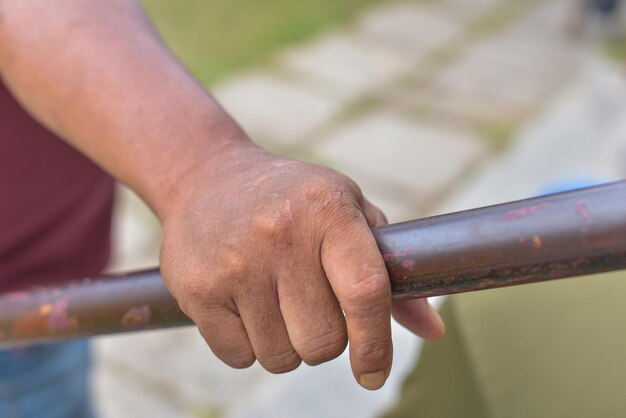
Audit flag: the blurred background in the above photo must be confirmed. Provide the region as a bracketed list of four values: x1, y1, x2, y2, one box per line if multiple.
[98, 0, 626, 417]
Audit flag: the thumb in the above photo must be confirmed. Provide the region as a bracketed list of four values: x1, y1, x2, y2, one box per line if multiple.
[363, 198, 446, 340]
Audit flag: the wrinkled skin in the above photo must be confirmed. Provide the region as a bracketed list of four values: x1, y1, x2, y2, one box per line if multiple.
[160, 143, 445, 390]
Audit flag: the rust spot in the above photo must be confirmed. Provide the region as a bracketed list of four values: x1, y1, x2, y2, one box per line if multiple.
[39, 304, 53, 316]
[122, 305, 151, 327]
[12, 311, 51, 338]
[502, 204, 548, 221]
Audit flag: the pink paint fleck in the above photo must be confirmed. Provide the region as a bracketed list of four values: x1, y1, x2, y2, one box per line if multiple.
[122, 305, 151, 327]
[48, 297, 78, 332]
[575, 200, 589, 219]
[382, 249, 412, 261]
[383, 252, 402, 261]
[402, 260, 416, 269]
[502, 204, 548, 221]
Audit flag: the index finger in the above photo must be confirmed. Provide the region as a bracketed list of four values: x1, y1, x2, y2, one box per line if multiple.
[321, 214, 392, 391]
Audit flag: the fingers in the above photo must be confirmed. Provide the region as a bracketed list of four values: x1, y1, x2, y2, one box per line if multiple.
[193, 306, 257, 369]
[392, 299, 445, 340]
[321, 214, 393, 391]
[237, 287, 302, 374]
[277, 262, 347, 366]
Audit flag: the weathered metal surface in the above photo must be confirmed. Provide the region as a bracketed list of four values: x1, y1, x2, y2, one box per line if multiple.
[0, 270, 191, 348]
[1, 181, 625, 347]
[374, 180, 626, 299]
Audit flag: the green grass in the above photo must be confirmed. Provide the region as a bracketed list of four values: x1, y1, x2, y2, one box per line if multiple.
[190, 405, 222, 418]
[473, 118, 521, 151]
[141, 0, 387, 86]
[602, 34, 626, 63]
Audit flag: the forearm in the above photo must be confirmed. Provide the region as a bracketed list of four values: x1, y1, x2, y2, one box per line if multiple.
[0, 0, 251, 218]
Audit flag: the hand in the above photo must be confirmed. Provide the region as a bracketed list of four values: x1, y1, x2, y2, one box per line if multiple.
[159, 142, 444, 390]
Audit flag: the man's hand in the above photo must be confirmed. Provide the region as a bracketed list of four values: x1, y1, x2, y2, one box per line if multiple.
[0, 0, 443, 390]
[159, 142, 444, 390]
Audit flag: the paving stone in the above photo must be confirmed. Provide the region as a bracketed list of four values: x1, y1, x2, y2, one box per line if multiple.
[522, 0, 578, 31]
[437, 57, 626, 215]
[315, 110, 487, 202]
[408, 23, 582, 121]
[504, 0, 599, 53]
[280, 33, 411, 102]
[380, 1, 582, 121]
[213, 74, 342, 144]
[437, 0, 504, 21]
[356, 3, 462, 60]
[471, 32, 577, 79]
[479, 1, 580, 64]
[414, 76, 540, 121]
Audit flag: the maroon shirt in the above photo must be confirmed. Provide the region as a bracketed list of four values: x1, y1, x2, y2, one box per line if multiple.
[0, 82, 115, 291]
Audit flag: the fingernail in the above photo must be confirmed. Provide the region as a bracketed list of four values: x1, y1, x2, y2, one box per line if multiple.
[359, 371, 387, 390]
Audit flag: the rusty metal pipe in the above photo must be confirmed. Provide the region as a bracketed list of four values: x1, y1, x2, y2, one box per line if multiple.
[0, 270, 189, 348]
[375, 180, 626, 298]
[1, 181, 625, 347]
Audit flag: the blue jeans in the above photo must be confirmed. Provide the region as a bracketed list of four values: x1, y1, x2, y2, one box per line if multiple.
[0, 340, 94, 418]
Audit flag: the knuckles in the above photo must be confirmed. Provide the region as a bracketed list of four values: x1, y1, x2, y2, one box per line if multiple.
[340, 269, 391, 312]
[301, 169, 361, 201]
[196, 321, 256, 369]
[221, 351, 257, 369]
[305, 178, 359, 211]
[178, 248, 247, 299]
[247, 174, 363, 250]
[298, 328, 348, 366]
[213, 248, 248, 283]
[250, 200, 295, 247]
[351, 339, 391, 367]
[301, 176, 364, 232]
[259, 350, 303, 374]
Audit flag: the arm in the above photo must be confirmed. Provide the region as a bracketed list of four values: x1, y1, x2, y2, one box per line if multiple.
[0, 0, 443, 389]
